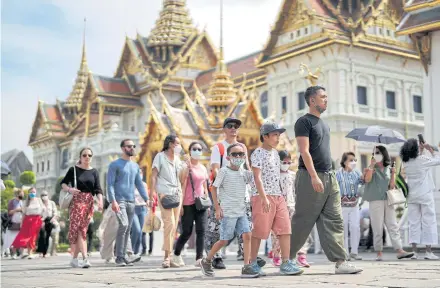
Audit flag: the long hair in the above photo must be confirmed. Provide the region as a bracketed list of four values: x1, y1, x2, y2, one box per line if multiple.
[400, 138, 419, 163]
[376, 145, 391, 167]
[162, 135, 178, 152]
[26, 187, 36, 207]
[78, 147, 93, 164]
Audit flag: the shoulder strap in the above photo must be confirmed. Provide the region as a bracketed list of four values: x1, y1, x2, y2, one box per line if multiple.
[218, 143, 225, 168]
[189, 168, 196, 199]
[73, 166, 77, 188]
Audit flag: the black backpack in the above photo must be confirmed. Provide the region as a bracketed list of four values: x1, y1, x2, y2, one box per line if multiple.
[1, 212, 11, 232]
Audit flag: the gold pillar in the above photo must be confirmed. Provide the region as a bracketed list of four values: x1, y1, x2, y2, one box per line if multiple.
[98, 104, 104, 130]
[84, 100, 92, 137]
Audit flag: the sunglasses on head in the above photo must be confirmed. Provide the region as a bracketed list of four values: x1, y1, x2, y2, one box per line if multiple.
[125, 145, 136, 149]
[230, 152, 245, 157]
[192, 148, 202, 152]
[225, 123, 240, 129]
[82, 154, 93, 158]
[282, 161, 292, 165]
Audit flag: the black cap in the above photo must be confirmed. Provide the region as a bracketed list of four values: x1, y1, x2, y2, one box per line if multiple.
[223, 117, 242, 128]
[260, 121, 286, 135]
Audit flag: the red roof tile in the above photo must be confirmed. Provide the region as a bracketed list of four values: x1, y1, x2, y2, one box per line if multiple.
[93, 75, 131, 95]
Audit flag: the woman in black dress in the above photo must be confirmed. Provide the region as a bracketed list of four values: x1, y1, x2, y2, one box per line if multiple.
[61, 148, 103, 268]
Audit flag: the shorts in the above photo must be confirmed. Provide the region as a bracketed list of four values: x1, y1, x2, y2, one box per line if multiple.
[251, 195, 291, 239]
[219, 216, 251, 241]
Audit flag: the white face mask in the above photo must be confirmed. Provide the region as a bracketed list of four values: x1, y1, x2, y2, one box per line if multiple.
[349, 161, 357, 170]
[190, 150, 202, 160]
[374, 154, 383, 163]
[280, 164, 290, 171]
[42, 196, 48, 201]
[173, 145, 182, 155]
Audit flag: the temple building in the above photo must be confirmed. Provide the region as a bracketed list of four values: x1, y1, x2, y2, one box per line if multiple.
[29, 0, 427, 198]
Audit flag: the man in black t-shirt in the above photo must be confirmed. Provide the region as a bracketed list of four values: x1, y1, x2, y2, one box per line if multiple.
[290, 86, 362, 274]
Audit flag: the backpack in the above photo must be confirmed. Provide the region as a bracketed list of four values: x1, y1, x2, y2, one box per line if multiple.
[208, 143, 225, 192]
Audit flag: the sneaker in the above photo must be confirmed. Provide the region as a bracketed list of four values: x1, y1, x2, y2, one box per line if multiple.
[251, 260, 267, 277]
[172, 255, 185, 267]
[424, 252, 439, 260]
[195, 259, 202, 267]
[411, 253, 418, 260]
[123, 257, 135, 266]
[115, 257, 127, 267]
[256, 257, 266, 268]
[280, 260, 304, 275]
[335, 261, 363, 274]
[200, 258, 214, 277]
[127, 254, 141, 264]
[241, 264, 260, 278]
[349, 253, 363, 261]
[212, 258, 226, 269]
[11, 255, 17, 260]
[272, 257, 281, 267]
[105, 257, 115, 264]
[141, 251, 147, 256]
[297, 255, 310, 268]
[82, 259, 91, 268]
[397, 251, 414, 259]
[70, 258, 79, 268]
[28, 254, 36, 259]
[268, 251, 273, 259]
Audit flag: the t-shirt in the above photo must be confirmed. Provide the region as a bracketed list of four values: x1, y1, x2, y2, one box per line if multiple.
[183, 164, 208, 206]
[61, 166, 103, 196]
[280, 171, 295, 208]
[294, 113, 332, 172]
[250, 147, 282, 196]
[213, 167, 253, 217]
[152, 152, 182, 196]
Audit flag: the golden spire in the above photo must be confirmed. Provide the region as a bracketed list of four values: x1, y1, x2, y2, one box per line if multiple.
[66, 18, 89, 110]
[206, 0, 236, 113]
[147, 0, 195, 48]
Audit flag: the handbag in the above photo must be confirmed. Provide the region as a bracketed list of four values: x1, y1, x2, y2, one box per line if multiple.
[59, 166, 76, 210]
[387, 187, 406, 206]
[189, 168, 212, 211]
[143, 211, 162, 233]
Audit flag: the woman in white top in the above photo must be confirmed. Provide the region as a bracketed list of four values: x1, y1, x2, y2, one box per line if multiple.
[11, 187, 46, 259]
[401, 139, 440, 260]
[37, 191, 58, 257]
[150, 134, 184, 268]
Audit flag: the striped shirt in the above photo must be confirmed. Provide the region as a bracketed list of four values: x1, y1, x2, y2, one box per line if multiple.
[336, 167, 363, 207]
[213, 167, 253, 217]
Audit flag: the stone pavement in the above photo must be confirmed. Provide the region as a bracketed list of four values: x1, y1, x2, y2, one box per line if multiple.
[2, 252, 440, 288]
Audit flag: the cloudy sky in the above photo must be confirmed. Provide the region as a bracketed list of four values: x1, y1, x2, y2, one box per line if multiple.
[1, 0, 282, 161]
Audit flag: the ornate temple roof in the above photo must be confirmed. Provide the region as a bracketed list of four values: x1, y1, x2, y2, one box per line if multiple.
[65, 41, 89, 110]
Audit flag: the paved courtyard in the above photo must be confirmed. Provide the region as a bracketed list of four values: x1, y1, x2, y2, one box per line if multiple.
[2, 252, 440, 287]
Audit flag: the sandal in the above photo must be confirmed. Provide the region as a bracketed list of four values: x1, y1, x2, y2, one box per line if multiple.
[162, 257, 170, 268]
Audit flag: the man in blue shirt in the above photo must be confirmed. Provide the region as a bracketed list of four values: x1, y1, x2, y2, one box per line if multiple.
[107, 139, 149, 266]
[335, 152, 363, 261]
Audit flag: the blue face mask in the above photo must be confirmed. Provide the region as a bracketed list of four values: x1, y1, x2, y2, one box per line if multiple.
[29, 193, 36, 198]
[230, 158, 245, 167]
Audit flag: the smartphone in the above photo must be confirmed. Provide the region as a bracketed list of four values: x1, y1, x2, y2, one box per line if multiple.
[418, 134, 425, 144]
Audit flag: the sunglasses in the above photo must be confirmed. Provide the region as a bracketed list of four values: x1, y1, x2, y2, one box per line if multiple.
[230, 152, 245, 157]
[282, 162, 292, 165]
[225, 123, 240, 129]
[82, 154, 93, 158]
[192, 148, 202, 152]
[124, 145, 136, 149]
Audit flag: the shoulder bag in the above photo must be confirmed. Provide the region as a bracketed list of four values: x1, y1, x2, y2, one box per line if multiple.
[387, 187, 406, 206]
[160, 159, 181, 209]
[59, 166, 76, 210]
[189, 167, 212, 211]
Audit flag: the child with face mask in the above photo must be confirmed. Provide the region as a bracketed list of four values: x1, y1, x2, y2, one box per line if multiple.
[270, 150, 311, 268]
[200, 143, 259, 278]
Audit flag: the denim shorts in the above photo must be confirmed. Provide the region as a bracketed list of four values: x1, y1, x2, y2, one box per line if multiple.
[219, 216, 251, 241]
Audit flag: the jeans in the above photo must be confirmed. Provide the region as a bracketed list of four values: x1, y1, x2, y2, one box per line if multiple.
[174, 205, 207, 260]
[131, 206, 147, 255]
[142, 232, 154, 254]
[115, 201, 136, 258]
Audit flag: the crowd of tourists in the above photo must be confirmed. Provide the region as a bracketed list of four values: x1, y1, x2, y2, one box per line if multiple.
[2, 85, 439, 278]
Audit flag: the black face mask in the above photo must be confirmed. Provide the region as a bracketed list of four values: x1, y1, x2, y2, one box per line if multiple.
[18, 196, 24, 200]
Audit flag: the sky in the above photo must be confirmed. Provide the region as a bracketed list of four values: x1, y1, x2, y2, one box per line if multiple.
[1, 0, 282, 162]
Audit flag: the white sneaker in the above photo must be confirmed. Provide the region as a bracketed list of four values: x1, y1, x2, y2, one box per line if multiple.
[105, 257, 116, 264]
[172, 255, 185, 267]
[349, 253, 363, 260]
[335, 261, 363, 274]
[82, 259, 91, 268]
[127, 254, 141, 264]
[424, 252, 439, 260]
[411, 253, 418, 260]
[70, 258, 79, 268]
[28, 254, 36, 259]
[11, 255, 17, 260]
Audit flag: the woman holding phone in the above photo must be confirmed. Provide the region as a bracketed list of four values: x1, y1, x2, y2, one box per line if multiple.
[400, 138, 440, 259]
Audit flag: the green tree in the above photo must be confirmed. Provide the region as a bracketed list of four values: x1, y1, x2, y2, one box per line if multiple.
[20, 171, 36, 186]
[1, 188, 15, 211]
[51, 176, 64, 205]
[4, 179, 15, 189]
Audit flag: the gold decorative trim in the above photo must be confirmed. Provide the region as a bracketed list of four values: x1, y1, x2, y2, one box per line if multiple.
[396, 22, 440, 36]
[404, 0, 440, 12]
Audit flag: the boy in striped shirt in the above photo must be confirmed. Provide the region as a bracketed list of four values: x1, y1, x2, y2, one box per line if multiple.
[200, 143, 259, 278]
